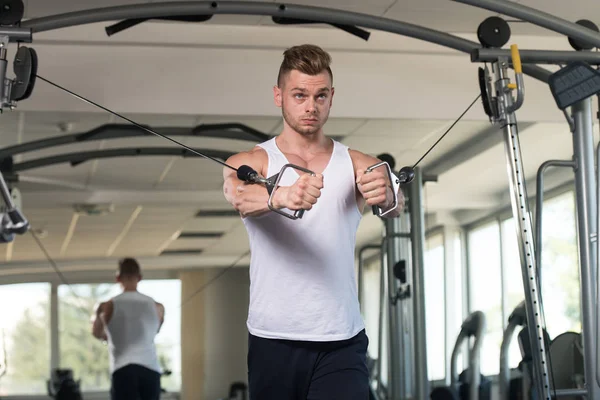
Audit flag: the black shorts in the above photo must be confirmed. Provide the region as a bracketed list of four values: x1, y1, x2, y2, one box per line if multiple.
[247, 329, 370, 400]
[111, 364, 161, 400]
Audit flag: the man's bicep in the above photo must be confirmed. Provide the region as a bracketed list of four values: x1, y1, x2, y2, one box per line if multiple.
[223, 149, 265, 178]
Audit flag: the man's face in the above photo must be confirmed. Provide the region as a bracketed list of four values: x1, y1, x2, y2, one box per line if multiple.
[274, 69, 334, 136]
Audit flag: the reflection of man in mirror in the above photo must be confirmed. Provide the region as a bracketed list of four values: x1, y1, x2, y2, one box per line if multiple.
[91, 258, 165, 400]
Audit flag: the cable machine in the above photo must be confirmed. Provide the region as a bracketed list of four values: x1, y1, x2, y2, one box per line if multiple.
[0, 0, 600, 398]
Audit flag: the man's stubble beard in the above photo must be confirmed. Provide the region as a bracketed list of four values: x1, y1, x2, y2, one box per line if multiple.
[281, 99, 327, 137]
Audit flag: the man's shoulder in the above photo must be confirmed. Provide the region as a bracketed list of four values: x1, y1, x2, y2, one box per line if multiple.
[228, 144, 268, 165]
[225, 144, 269, 177]
[347, 148, 380, 168]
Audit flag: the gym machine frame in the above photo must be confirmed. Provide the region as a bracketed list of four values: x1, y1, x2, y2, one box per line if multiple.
[478, 45, 555, 399]
[358, 168, 428, 400]
[2, 0, 600, 399]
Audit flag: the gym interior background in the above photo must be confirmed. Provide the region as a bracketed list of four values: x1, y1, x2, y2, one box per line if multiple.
[0, 0, 596, 399]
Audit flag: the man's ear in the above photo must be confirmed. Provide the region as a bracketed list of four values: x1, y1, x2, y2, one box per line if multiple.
[273, 85, 282, 108]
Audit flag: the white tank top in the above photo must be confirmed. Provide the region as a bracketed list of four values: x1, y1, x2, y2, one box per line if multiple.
[104, 291, 161, 374]
[242, 137, 365, 341]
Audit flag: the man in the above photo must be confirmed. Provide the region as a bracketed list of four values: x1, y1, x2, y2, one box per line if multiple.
[91, 258, 165, 400]
[223, 44, 404, 399]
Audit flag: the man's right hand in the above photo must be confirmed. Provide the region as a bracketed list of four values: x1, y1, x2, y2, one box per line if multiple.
[273, 173, 324, 211]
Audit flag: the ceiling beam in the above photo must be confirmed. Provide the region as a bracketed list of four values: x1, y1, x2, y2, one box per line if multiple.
[11, 147, 235, 172]
[0, 122, 272, 160]
[20, 189, 230, 207]
[424, 122, 536, 176]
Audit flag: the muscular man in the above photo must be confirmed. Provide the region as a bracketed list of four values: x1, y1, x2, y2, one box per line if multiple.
[223, 44, 404, 399]
[91, 258, 165, 400]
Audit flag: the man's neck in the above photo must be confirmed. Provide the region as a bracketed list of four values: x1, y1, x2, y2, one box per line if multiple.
[277, 128, 330, 155]
[121, 284, 137, 292]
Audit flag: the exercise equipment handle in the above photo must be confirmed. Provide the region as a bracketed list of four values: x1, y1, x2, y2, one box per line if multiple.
[367, 161, 399, 217]
[511, 44, 522, 74]
[508, 44, 525, 112]
[267, 163, 315, 220]
[0, 171, 28, 236]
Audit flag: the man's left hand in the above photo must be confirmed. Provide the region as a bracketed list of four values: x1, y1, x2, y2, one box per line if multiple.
[356, 169, 391, 208]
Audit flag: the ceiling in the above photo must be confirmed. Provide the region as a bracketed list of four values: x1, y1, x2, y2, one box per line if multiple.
[0, 0, 598, 280]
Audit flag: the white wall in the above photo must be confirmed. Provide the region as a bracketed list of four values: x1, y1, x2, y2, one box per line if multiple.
[203, 267, 250, 400]
[180, 267, 250, 400]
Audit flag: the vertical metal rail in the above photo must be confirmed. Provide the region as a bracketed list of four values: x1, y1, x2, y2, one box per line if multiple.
[383, 217, 404, 400]
[493, 47, 552, 399]
[358, 244, 382, 316]
[408, 167, 429, 400]
[571, 98, 600, 398]
[534, 160, 576, 286]
[377, 241, 387, 396]
[597, 140, 600, 389]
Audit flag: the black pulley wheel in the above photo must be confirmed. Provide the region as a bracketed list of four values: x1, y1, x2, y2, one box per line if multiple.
[477, 16, 511, 48]
[478, 67, 494, 118]
[11, 46, 38, 102]
[398, 166, 414, 184]
[568, 19, 599, 50]
[0, 0, 24, 25]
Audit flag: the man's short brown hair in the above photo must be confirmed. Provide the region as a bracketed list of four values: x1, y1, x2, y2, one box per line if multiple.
[118, 257, 141, 277]
[277, 44, 333, 86]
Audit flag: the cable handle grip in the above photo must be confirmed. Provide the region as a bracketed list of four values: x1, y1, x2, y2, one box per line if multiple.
[267, 163, 316, 220]
[237, 163, 316, 220]
[366, 161, 400, 217]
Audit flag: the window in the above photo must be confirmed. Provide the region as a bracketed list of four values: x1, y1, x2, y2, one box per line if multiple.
[539, 191, 580, 338]
[468, 221, 503, 376]
[138, 279, 181, 392]
[501, 217, 526, 369]
[58, 283, 121, 391]
[58, 280, 181, 392]
[362, 255, 382, 363]
[424, 232, 445, 381]
[451, 233, 465, 372]
[0, 283, 51, 396]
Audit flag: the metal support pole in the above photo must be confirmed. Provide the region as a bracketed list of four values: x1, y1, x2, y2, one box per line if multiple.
[377, 243, 387, 395]
[358, 244, 381, 316]
[50, 283, 59, 371]
[553, 388, 589, 397]
[597, 141, 600, 388]
[408, 167, 429, 400]
[534, 160, 576, 286]
[495, 59, 552, 399]
[378, 229, 411, 399]
[383, 218, 407, 400]
[499, 322, 519, 399]
[472, 48, 600, 65]
[571, 98, 600, 397]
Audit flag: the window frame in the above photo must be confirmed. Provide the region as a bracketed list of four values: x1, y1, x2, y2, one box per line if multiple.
[461, 181, 578, 381]
[0, 270, 182, 398]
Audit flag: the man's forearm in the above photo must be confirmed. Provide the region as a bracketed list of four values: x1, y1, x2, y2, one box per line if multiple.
[224, 176, 274, 217]
[92, 318, 107, 340]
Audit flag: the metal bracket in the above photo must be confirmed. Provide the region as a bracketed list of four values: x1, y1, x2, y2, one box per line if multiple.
[266, 163, 315, 220]
[367, 161, 399, 217]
